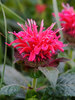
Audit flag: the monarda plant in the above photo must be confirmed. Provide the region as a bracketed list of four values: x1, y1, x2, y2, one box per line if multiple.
[1, 19, 75, 100]
[53, 3, 75, 48]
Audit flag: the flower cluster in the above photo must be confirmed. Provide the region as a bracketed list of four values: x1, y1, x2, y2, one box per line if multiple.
[35, 4, 46, 14]
[58, 3, 75, 37]
[7, 19, 65, 64]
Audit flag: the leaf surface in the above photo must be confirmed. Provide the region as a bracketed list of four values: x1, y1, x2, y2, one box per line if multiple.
[39, 67, 59, 88]
[56, 72, 75, 96]
[0, 84, 24, 96]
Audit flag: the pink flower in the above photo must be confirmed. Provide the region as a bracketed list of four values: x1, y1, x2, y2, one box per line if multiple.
[53, 3, 75, 37]
[7, 19, 65, 62]
[35, 4, 46, 14]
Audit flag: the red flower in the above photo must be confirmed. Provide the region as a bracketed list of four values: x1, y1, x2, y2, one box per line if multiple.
[7, 19, 65, 63]
[53, 3, 75, 37]
[35, 4, 46, 14]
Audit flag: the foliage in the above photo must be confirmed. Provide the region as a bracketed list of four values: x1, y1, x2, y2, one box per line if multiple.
[39, 67, 59, 88]
[0, 66, 75, 100]
[56, 72, 75, 96]
[39, 69, 75, 99]
[0, 84, 22, 96]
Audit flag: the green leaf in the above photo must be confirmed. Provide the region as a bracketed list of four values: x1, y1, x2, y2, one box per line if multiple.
[41, 86, 68, 100]
[15, 88, 26, 99]
[29, 70, 42, 78]
[0, 65, 31, 86]
[57, 63, 65, 73]
[0, 0, 8, 86]
[39, 67, 59, 88]
[0, 84, 22, 96]
[56, 72, 75, 96]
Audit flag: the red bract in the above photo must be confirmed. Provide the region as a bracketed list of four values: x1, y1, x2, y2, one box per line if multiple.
[55, 3, 75, 37]
[7, 19, 65, 62]
[35, 4, 46, 13]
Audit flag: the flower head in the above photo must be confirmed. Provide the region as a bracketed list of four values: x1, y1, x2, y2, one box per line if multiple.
[7, 19, 65, 68]
[35, 4, 46, 14]
[57, 3, 75, 37]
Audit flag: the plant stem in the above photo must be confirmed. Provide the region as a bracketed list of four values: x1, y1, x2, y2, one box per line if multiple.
[0, 1, 7, 86]
[0, 35, 3, 64]
[32, 78, 37, 89]
[52, 0, 63, 40]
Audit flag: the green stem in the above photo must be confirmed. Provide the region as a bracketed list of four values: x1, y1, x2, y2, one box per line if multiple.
[32, 78, 37, 89]
[12, 48, 15, 68]
[0, 1, 7, 86]
[0, 35, 2, 64]
[52, 0, 63, 40]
